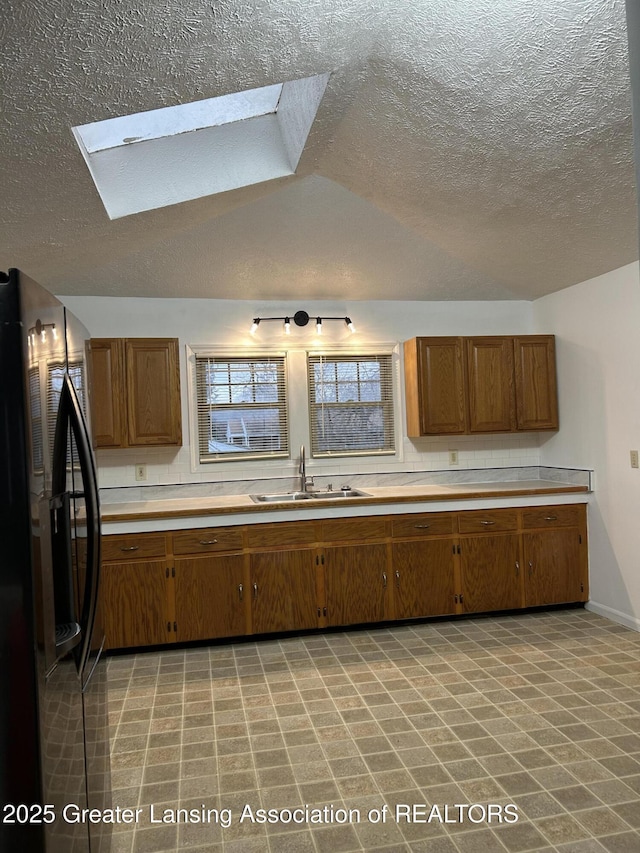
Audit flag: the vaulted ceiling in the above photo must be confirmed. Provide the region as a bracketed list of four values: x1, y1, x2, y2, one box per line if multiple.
[1, 0, 636, 301]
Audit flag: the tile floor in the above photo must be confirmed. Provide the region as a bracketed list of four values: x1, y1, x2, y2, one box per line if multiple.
[106, 608, 640, 853]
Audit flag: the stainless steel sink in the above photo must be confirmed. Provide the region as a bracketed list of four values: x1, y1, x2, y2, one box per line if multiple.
[250, 488, 370, 503]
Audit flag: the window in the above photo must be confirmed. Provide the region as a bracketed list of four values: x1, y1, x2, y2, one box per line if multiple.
[194, 355, 288, 462]
[307, 353, 395, 457]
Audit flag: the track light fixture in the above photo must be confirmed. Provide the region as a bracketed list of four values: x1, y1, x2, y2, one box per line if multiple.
[249, 310, 356, 335]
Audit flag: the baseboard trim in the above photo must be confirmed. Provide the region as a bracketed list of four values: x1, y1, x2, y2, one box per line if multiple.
[585, 600, 640, 633]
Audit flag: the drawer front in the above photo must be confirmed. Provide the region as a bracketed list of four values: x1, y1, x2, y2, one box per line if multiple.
[457, 509, 518, 534]
[391, 513, 454, 539]
[246, 521, 317, 549]
[320, 517, 387, 543]
[172, 527, 244, 555]
[102, 534, 167, 562]
[521, 505, 585, 529]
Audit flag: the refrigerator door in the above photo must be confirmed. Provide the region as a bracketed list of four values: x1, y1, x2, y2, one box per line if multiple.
[0, 269, 91, 852]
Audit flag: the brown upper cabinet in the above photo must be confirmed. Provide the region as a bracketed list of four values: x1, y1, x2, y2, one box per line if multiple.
[404, 335, 558, 436]
[90, 338, 182, 448]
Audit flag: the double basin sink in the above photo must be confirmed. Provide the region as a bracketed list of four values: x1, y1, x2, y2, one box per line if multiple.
[250, 488, 370, 504]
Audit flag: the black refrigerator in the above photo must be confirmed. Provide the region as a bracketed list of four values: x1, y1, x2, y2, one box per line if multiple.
[0, 269, 111, 852]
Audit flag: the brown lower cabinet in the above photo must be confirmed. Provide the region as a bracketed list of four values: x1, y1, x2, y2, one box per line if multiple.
[392, 538, 457, 618]
[100, 559, 169, 648]
[250, 549, 318, 634]
[100, 503, 589, 650]
[174, 554, 245, 642]
[323, 543, 389, 626]
[459, 533, 521, 613]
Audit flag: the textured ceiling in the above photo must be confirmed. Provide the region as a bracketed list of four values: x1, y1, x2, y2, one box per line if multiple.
[0, 0, 637, 301]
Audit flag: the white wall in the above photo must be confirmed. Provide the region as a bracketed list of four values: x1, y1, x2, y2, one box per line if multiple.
[61, 294, 541, 489]
[533, 262, 640, 630]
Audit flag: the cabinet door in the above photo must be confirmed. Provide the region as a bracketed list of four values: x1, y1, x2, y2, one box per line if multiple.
[174, 554, 246, 642]
[514, 336, 558, 430]
[392, 539, 456, 619]
[405, 337, 466, 435]
[250, 549, 318, 634]
[465, 337, 515, 432]
[125, 338, 182, 446]
[523, 529, 585, 606]
[459, 534, 521, 613]
[324, 543, 389, 626]
[100, 559, 169, 649]
[90, 339, 125, 447]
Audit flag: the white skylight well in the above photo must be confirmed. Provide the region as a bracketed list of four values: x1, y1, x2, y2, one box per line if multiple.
[72, 73, 330, 220]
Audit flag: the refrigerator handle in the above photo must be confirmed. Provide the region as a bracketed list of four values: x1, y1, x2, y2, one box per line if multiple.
[53, 373, 101, 677]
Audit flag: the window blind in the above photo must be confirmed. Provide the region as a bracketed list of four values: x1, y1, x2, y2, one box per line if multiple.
[195, 354, 289, 462]
[307, 353, 395, 457]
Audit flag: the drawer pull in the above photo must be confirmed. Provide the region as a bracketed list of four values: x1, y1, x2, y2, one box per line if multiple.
[199, 539, 218, 545]
[480, 520, 496, 526]
[119, 545, 139, 552]
[544, 516, 558, 521]
[414, 523, 431, 529]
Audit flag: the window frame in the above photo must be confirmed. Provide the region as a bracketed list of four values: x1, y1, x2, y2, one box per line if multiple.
[306, 349, 397, 459]
[187, 343, 402, 474]
[188, 347, 290, 465]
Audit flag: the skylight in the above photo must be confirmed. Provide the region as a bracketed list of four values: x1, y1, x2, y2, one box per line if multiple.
[72, 74, 329, 220]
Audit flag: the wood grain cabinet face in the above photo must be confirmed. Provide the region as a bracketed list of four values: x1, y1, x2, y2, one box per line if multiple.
[90, 339, 125, 447]
[465, 337, 515, 432]
[392, 539, 456, 619]
[404, 337, 466, 436]
[100, 559, 169, 649]
[514, 336, 559, 430]
[323, 543, 389, 627]
[126, 339, 182, 446]
[174, 554, 245, 642]
[522, 504, 587, 606]
[459, 533, 522, 614]
[250, 549, 318, 634]
[403, 335, 558, 436]
[90, 337, 182, 448]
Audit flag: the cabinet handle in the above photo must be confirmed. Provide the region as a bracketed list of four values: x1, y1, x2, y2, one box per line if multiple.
[238, 583, 243, 601]
[395, 570, 400, 585]
[544, 516, 558, 522]
[382, 572, 387, 588]
[480, 520, 496, 526]
[253, 582, 258, 599]
[414, 523, 430, 529]
[120, 545, 139, 551]
[515, 561, 520, 576]
[528, 560, 533, 577]
[199, 539, 218, 545]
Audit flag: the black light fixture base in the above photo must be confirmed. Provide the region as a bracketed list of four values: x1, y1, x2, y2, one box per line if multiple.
[293, 310, 310, 327]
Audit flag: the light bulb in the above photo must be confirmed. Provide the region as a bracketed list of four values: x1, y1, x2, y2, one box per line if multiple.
[250, 319, 260, 335]
[284, 317, 291, 334]
[316, 318, 322, 335]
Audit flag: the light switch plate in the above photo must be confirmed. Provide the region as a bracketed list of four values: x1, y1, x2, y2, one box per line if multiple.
[631, 450, 639, 469]
[135, 464, 147, 481]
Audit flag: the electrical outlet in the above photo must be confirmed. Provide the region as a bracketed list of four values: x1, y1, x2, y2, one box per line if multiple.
[135, 464, 147, 481]
[449, 450, 459, 465]
[631, 450, 639, 469]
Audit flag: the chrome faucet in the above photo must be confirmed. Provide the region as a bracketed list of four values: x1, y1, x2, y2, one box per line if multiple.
[298, 444, 314, 493]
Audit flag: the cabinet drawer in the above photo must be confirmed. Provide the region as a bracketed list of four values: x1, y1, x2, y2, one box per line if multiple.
[391, 513, 454, 538]
[457, 510, 518, 534]
[521, 505, 585, 529]
[246, 521, 317, 549]
[320, 517, 387, 542]
[102, 534, 167, 562]
[172, 527, 244, 555]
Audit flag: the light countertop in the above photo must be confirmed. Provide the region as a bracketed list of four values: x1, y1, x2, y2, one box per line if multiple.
[100, 479, 590, 532]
